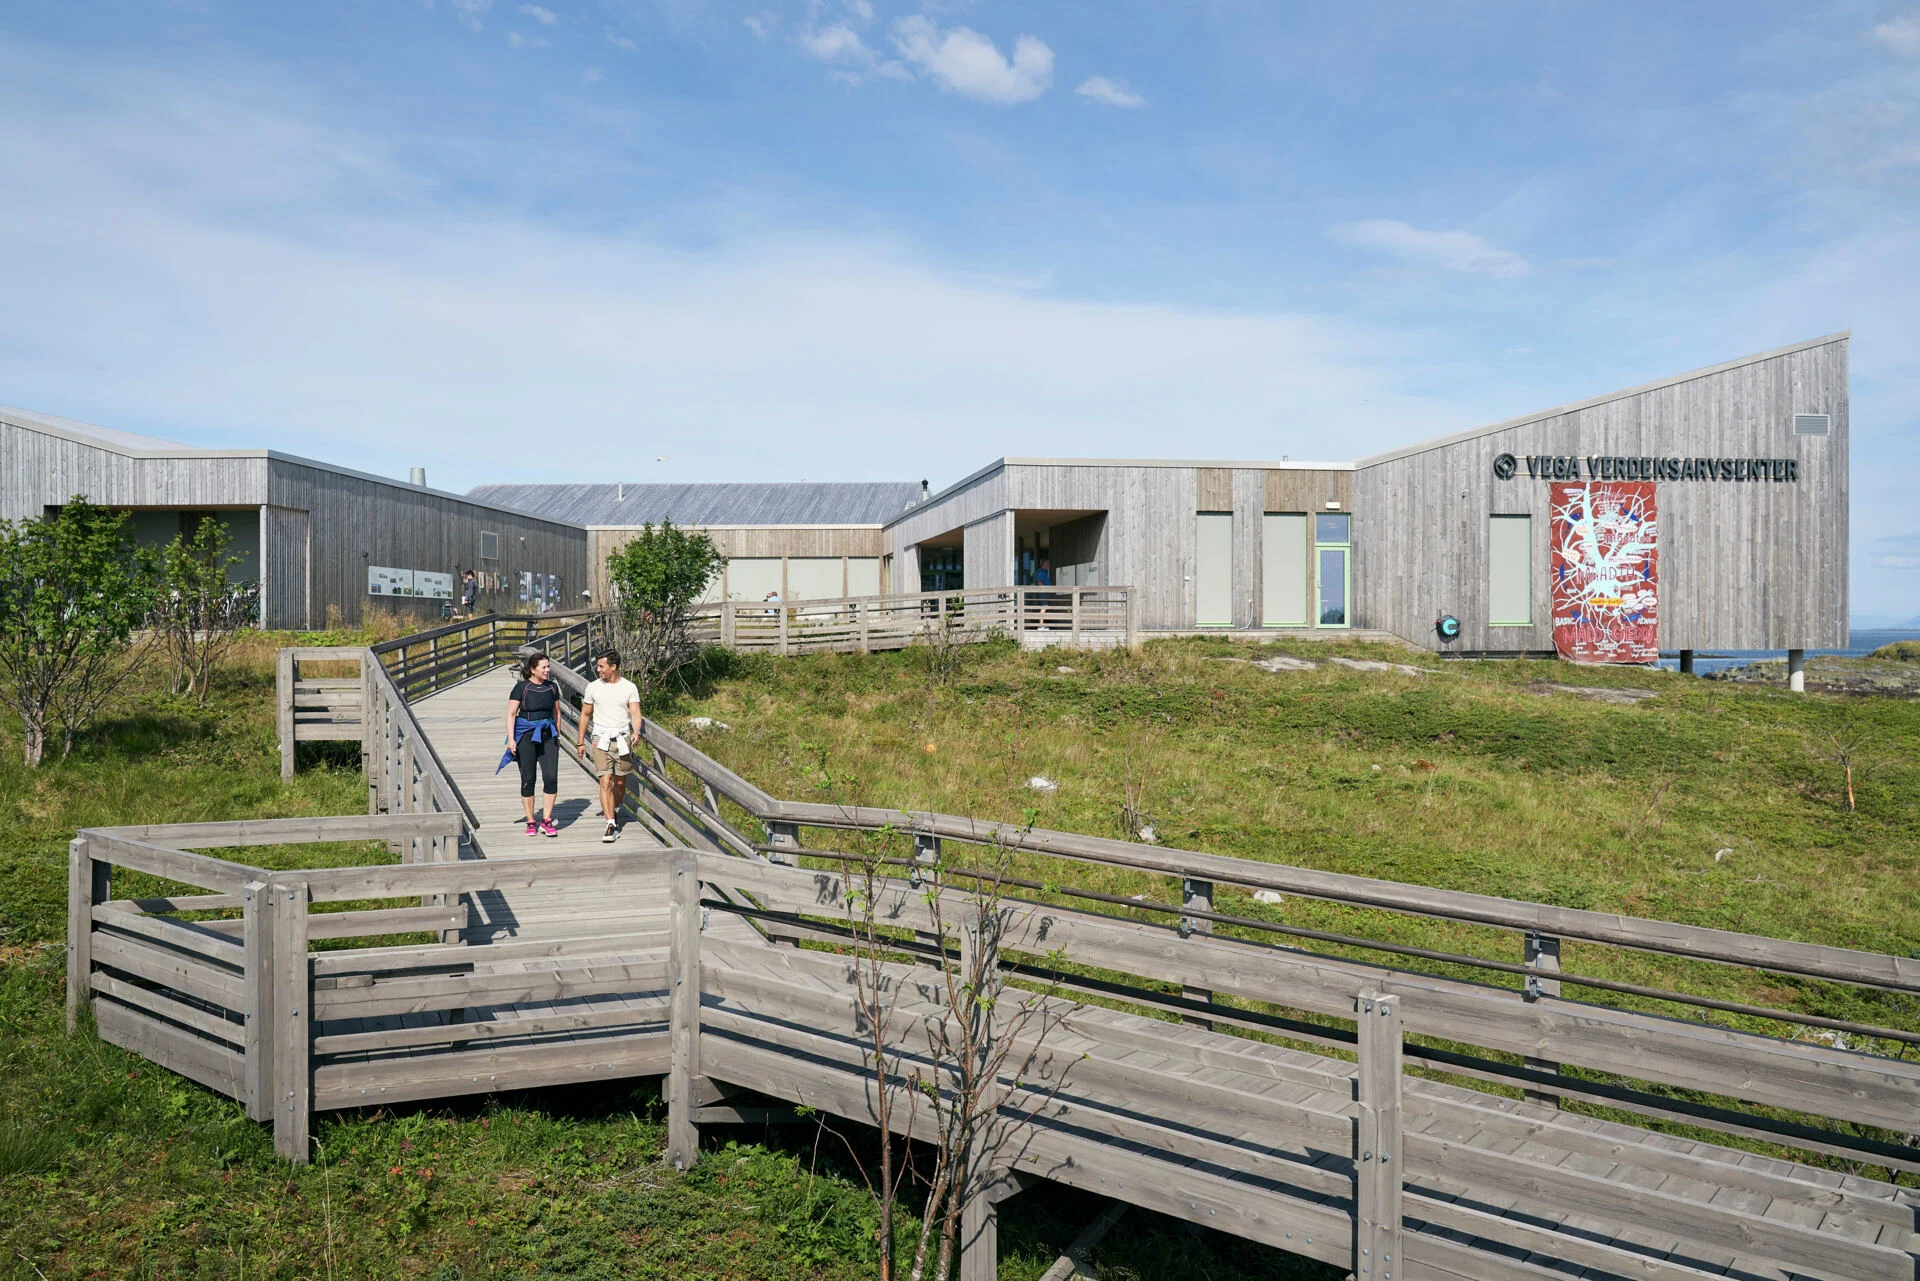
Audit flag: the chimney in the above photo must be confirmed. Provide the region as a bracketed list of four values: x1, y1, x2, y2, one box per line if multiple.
[410, 467, 427, 487]
[920, 479, 930, 501]
[617, 482, 625, 501]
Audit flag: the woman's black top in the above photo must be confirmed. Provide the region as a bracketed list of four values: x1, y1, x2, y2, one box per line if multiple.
[510, 679, 560, 721]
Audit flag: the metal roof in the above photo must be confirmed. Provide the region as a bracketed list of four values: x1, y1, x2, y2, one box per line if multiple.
[466, 482, 928, 528]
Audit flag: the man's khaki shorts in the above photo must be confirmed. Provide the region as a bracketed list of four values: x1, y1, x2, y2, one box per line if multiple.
[590, 743, 634, 779]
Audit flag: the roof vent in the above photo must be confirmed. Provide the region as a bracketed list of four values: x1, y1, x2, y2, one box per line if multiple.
[617, 483, 625, 501]
[1792, 413, 1830, 437]
[410, 467, 427, 487]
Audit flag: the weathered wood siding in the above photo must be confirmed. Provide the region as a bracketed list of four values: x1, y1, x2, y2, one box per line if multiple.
[260, 506, 312, 630]
[1353, 335, 1849, 652]
[588, 526, 886, 603]
[963, 511, 1013, 588]
[2, 419, 267, 518]
[883, 466, 1009, 592]
[266, 459, 586, 628]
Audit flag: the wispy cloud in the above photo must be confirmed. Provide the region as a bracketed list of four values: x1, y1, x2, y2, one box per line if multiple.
[448, 0, 492, 32]
[605, 28, 637, 51]
[1872, 8, 1920, 59]
[742, 12, 775, 42]
[799, 24, 872, 65]
[506, 31, 550, 49]
[1331, 219, 1532, 278]
[517, 3, 557, 25]
[890, 16, 1052, 105]
[1075, 76, 1145, 108]
[580, 66, 604, 85]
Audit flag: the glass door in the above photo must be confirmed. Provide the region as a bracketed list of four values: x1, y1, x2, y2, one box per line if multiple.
[1314, 513, 1350, 628]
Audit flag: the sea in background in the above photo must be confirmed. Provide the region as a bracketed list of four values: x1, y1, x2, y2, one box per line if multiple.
[1656, 629, 1920, 676]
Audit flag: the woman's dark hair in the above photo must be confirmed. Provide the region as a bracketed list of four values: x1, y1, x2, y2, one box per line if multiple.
[519, 653, 552, 682]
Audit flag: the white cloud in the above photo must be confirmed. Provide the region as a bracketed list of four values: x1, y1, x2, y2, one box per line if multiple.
[1872, 9, 1920, 59]
[1075, 76, 1145, 108]
[581, 66, 604, 84]
[605, 28, 637, 51]
[517, 3, 558, 25]
[1331, 219, 1533, 278]
[449, 0, 492, 31]
[890, 16, 1052, 105]
[742, 12, 775, 41]
[506, 31, 548, 48]
[0, 48, 1458, 494]
[799, 24, 873, 65]
[842, 0, 873, 21]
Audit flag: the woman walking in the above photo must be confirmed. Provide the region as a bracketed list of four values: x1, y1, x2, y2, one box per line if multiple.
[505, 653, 562, 837]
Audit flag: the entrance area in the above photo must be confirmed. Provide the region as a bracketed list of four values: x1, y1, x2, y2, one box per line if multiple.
[1315, 513, 1350, 627]
[1013, 510, 1106, 587]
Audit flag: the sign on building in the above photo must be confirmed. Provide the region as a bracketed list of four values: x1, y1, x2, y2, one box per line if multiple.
[368, 566, 455, 599]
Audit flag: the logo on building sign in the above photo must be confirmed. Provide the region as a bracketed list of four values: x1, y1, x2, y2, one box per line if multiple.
[1550, 482, 1658, 665]
[1495, 454, 1798, 483]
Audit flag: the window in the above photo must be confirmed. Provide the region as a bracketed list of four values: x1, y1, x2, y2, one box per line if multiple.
[479, 530, 500, 561]
[1489, 515, 1531, 626]
[1314, 513, 1350, 628]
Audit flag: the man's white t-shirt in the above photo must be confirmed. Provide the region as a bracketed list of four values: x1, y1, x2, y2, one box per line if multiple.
[583, 677, 641, 748]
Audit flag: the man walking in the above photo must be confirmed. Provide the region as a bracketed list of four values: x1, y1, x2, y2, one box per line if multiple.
[459, 570, 479, 618]
[577, 649, 643, 842]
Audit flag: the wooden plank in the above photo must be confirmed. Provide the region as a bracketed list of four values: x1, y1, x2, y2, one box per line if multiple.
[305, 904, 468, 942]
[90, 930, 246, 1010]
[95, 997, 247, 1102]
[277, 648, 295, 779]
[96, 812, 463, 849]
[1403, 1192, 1729, 1281]
[300, 850, 670, 903]
[67, 836, 97, 1033]
[313, 997, 668, 1056]
[313, 956, 670, 1019]
[80, 832, 259, 894]
[106, 893, 241, 914]
[311, 1029, 669, 1109]
[270, 880, 311, 1162]
[1354, 994, 1402, 1281]
[93, 903, 245, 959]
[242, 881, 272, 1121]
[667, 850, 702, 1169]
[293, 723, 364, 742]
[91, 971, 246, 1047]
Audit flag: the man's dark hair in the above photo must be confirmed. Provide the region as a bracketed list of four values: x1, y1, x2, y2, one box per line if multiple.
[596, 649, 620, 671]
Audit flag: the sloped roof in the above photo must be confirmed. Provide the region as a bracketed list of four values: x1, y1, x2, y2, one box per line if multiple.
[0, 403, 195, 453]
[467, 482, 927, 528]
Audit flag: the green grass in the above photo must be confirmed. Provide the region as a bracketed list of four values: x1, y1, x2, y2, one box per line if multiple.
[0, 642, 1334, 1280]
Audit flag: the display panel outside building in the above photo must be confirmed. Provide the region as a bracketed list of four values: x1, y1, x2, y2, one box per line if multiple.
[1549, 481, 1658, 663]
[367, 566, 454, 599]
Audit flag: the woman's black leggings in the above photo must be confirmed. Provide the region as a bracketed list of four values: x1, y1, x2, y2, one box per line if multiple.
[516, 731, 559, 798]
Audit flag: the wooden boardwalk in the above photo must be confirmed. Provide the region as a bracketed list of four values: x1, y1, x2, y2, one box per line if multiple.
[67, 631, 1920, 1281]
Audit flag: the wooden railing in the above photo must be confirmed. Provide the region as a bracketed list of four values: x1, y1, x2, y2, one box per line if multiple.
[66, 815, 1920, 1281]
[688, 586, 1137, 655]
[368, 610, 600, 701]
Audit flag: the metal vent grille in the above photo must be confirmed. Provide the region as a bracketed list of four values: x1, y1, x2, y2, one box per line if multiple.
[1792, 413, 1830, 437]
[479, 531, 500, 561]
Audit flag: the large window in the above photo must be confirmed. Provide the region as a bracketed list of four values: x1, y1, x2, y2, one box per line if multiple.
[1262, 513, 1307, 626]
[1314, 513, 1350, 628]
[1488, 515, 1532, 626]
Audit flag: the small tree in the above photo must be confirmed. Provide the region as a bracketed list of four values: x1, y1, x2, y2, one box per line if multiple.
[149, 516, 255, 703]
[0, 498, 157, 765]
[603, 521, 726, 699]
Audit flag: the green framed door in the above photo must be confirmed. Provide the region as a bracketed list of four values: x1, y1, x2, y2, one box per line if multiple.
[1314, 513, 1350, 628]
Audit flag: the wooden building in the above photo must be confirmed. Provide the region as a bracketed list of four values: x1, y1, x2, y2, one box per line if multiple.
[469, 482, 924, 606]
[1, 405, 586, 629]
[884, 334, 1850, 654]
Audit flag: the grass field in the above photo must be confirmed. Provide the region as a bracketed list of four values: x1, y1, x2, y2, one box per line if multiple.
[3, 630, 1916, 1278]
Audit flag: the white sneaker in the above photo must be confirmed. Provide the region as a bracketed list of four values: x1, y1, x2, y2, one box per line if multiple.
[602, 820, 619, 843]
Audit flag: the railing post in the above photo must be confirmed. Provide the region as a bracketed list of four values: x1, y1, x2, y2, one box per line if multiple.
[66, 836, 105, 1034]
[857, 600, 870, 653]
[1523, 932, 1562, 1106]
[667, 851, 703, 1170]
[1126, 587, 1141, 652]
[1354, 992, 1402, 1281]
[778, 604, 790, 656]
[277, 649, 296, 780]
[241, 880, 274, 1120]
[721, 601, 736, 649]
[270, 878, 312, 1163]
[958, 906, 1001, 1281]
[429, 634, 440, 693]
[766, 820, 798, 867]
[1071, 588, 1083, 644]
[1181, 876, 1214, 1028]
[359, 651, 376, 812]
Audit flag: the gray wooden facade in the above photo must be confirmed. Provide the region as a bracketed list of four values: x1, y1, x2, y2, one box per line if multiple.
[1353, 333, 1849, 652]
[2, 407, 585, 630]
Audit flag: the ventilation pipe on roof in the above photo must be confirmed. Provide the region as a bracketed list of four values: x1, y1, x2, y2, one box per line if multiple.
[410, 467, 426, 487]
[617, 483, 625, 501]
[921, 479, 930, 501]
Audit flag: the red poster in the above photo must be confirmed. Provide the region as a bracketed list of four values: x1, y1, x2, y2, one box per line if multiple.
[1549, 481, 1658, 664]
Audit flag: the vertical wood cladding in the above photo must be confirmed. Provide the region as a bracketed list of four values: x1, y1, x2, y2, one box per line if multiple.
[2, 422, 270, 519]
[265, 460, 587, 627]
[1353, 336, 1848, 652]
[588, 527, 887, 602]
[963, 512, 1014, 587]
[260, 506, 312, 630]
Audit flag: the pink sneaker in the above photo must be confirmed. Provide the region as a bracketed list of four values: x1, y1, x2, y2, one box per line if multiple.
[524, 820, 538, 837]
[540, 819, 559, 838]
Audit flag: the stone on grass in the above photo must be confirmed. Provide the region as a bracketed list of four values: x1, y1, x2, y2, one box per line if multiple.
[1253, 890, 1285, 906]
[1328, 656, 1428, 676]
[1027, 776, 1059, 794]
[686, 716, 732, 731]
[1528, 683, 1659, 706]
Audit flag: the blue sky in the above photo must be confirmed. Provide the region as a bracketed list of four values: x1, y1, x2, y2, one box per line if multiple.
[1, 1, 1916, 618]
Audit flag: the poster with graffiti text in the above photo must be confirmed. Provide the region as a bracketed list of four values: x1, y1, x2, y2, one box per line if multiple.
[1549, 481, 1658, 663]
